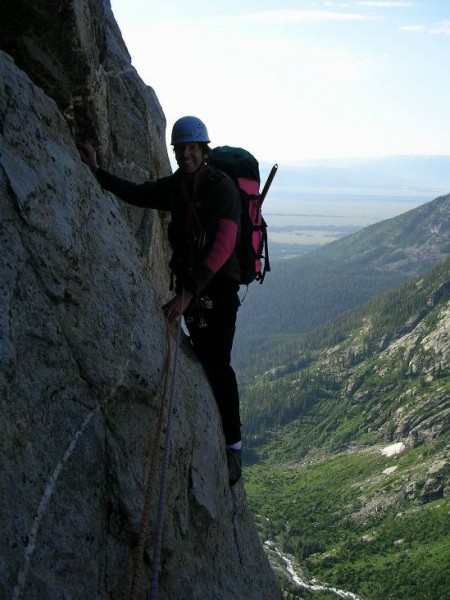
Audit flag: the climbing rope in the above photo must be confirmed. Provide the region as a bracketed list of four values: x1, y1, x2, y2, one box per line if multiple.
[129, 320, 172, 600]
[148, 308, 183, 598]
[130, 299, 184, 600]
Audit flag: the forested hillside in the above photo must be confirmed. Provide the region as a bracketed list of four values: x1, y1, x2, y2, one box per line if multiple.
[234, 193, 450, 374]
[242, 254, 450, 445]
[242, 254, 450, 599]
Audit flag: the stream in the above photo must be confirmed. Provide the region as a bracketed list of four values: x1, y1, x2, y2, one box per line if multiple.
[265, 541, 363, 600]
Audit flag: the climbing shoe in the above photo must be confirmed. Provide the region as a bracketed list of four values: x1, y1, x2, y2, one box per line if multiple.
[226, 448, 242, 486]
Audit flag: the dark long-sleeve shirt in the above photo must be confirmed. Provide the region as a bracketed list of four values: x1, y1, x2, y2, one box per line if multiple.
[96, 165, 241, 296]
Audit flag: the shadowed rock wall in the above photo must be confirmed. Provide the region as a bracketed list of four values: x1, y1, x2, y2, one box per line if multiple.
[0, 1, 281, 598]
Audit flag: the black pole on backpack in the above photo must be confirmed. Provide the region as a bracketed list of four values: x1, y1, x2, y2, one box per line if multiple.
[256, 164, 277, 283]
[260, 163, 278, 204]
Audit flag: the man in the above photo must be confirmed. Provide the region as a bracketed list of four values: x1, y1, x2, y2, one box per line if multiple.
[79, 116, 243, 485]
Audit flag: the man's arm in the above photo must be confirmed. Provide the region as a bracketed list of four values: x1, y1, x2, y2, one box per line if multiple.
[78, 142, 171, 210]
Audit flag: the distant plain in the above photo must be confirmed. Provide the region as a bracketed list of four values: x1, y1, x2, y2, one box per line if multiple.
[259, 155, 450, 260]
[265, 191, 429, 260]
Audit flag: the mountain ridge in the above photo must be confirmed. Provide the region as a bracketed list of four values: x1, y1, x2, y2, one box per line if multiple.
[262, 154, 450, 196]
[234, 192, 450, 375]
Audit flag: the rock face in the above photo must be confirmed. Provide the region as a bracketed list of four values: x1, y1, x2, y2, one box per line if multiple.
[0, 2, 281, 599]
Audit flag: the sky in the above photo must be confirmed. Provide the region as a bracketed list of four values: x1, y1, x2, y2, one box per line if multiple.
[109, 1, 450, 166]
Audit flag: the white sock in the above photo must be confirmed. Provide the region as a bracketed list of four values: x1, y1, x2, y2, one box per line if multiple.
[227, 441, 242, 451]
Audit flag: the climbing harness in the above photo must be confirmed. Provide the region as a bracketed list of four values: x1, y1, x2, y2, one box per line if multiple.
[130, 301, 184, 600]
[184, 294, 213, 329]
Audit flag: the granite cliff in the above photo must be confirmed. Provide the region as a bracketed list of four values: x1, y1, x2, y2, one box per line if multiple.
[0, 1, 281, 598]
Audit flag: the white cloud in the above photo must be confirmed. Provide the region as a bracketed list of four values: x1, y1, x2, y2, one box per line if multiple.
[356, 1, 416, 6]
[430, 20, 450, 35]
[399, 24, 426, 32]
[240, 10, 378, 24]
[400, 20, 450, 36]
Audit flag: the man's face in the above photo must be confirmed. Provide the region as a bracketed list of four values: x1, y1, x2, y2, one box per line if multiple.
[174, 142, 204, 174]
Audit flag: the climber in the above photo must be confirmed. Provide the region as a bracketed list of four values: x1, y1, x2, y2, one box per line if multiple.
[78, 116, 243, 485]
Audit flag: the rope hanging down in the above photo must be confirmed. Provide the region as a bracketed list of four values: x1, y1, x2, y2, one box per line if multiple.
[129, 304, 184, 600]
[129, 321, 172, 600]
[148, 310, 183, 599]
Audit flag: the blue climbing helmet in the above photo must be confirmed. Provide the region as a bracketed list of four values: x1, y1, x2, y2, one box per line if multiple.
[171, 116, 210, 145]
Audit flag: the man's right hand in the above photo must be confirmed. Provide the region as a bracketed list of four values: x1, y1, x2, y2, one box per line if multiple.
[162, 291, 194, 322]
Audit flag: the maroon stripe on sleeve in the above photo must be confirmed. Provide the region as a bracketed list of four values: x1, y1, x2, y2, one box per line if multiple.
[204, 218, 238, 274]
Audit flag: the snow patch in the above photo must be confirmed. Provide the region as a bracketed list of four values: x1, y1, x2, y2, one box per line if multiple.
[383, 466, 398, 475]
[381, 442, 405, 457]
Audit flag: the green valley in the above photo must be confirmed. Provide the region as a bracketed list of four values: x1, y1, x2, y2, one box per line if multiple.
[235, 195, 450, 599]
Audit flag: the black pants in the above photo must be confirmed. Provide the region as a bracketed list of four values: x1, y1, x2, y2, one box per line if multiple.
[185, 293, 241, 446]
